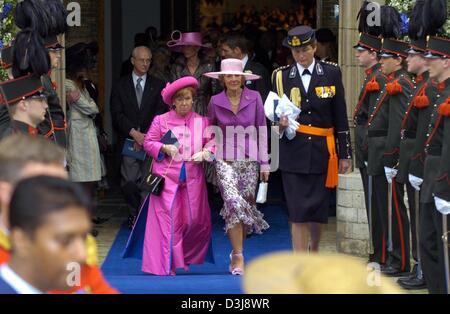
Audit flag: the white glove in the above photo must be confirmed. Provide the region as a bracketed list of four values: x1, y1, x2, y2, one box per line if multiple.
[384, 167, 398, 184]
[409, 174, 423, 191]
[364, 161, 368, 167]
[191, 150, 213, 162]
[434, 196, 450, 215]
[163, 144, 179, 158]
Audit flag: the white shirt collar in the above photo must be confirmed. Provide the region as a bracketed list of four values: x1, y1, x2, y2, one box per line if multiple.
[0, 265, 43, 294]
[132, 71, 147, 87]
[241, 55, 249, 69]
[296, 59, 316, 76]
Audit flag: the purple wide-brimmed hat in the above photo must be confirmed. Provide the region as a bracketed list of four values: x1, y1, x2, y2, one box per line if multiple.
[167, 31, 210, 52]
[203, 59, 261, 81]
[161, 76, 199, 105]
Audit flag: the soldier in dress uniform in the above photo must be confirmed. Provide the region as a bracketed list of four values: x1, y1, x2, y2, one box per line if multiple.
[272, 26, 352, 252]
[367, 5, 413, 276]
[406, 0, 449, 294]
[354, 1, 387, 265]
[432, 36, 450, 295]
[396, 0, 436, 290]
[419, 35, 450, 294]
[0, 74, 48, 137]
[6, 0, 69, 148]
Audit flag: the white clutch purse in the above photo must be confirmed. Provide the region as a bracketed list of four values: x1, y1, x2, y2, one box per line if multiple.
[256, 182, 268, 204]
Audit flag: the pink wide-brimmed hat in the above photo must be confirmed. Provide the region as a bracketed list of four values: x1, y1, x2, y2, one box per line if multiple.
[161, 76, 199, 105]
[167, 31, 210, 52]
[203, 59, 261, 81]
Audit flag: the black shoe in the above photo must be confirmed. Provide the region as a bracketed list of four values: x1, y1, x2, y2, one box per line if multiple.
[128, 215, 136, 229]
[397, 276, 427, 290]
[398, 263, 419, 281]
[381, 265, 410, 277]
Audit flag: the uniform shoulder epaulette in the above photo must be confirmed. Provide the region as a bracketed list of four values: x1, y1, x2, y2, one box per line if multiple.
[86, 234, 99, 267]
[0, 230, 10, 251]
[271, 65, 291, 82]
[321, 60, 339, 68]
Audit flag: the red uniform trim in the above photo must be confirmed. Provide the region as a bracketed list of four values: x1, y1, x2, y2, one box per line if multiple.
[367, 93, 389, 125]
[392, 181, 407, 271]
[425, 115, 443, 148]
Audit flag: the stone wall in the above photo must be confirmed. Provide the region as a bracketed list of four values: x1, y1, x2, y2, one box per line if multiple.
[337, 172, 370, 257]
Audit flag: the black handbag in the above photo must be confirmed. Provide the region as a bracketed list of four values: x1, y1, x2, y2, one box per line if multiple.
[141, 118, 175, 196]
[141, 155, 174, 196]
[141, 172, 165, 196]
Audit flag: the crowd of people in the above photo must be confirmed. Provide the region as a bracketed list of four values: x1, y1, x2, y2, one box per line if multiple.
[0, 0, 449, 295]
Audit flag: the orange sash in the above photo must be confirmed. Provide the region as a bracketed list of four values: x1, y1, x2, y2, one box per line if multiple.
[297, 125, 338, 188]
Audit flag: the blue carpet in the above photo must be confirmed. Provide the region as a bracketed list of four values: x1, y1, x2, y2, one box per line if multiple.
[101, 204, 292, 294]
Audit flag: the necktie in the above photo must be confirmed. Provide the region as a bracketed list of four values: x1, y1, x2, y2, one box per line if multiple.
[302, 69, 311, 76]
[136, 77, 143, 108]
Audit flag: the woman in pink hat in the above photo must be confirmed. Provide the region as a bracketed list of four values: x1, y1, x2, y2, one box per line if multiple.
[204, 59, 270, 276]
[139, 76, 215, 276]
[167, 31, 216, 116]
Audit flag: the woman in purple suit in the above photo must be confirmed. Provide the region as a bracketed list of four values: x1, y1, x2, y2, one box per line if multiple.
[204, 59, 270, 276]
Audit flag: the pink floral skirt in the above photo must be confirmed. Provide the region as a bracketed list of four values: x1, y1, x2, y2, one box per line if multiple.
[215, 160, 269, 235]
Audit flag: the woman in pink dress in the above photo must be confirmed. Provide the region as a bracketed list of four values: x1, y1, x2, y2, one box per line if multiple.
[141, 76, 215, 276]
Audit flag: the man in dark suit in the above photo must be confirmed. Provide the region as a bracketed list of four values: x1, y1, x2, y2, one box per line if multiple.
[110, 46, 166, 227]
[272, 26, 352, 252]
[219, 32, 271, 101]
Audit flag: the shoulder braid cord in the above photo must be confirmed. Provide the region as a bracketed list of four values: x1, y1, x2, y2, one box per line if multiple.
[275, 69, 301, 107]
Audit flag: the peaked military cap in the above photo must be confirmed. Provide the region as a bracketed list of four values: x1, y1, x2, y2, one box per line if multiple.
[379, 38, 409, 58]
[406, 38, 427, 55]
[424, 36, 450, 59]
[44, 35, 64, 50]
[0, 74, 46, 106]
[283, 26, 316, 49]
[353, 33, 382, 52]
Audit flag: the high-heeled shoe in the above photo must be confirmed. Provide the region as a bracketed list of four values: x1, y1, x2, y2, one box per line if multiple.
[229, 251, 244, 276]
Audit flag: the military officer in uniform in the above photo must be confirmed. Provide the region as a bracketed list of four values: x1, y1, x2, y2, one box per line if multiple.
[396, 37, 435, 290]
[0, 74, 48, 137]
[272, 26, 352, 252]
[3, 0, 69, 148]
[354, 33, 386, 265]
[419, 35, 450, 294]
[367, 37, 413, 276]
[432, 36, 450, 295]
